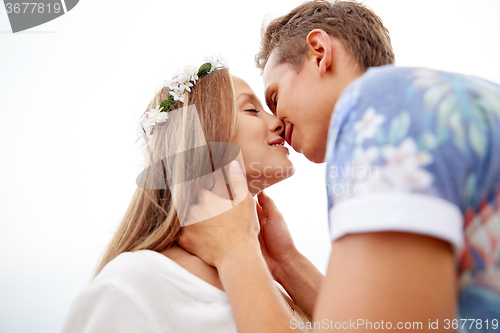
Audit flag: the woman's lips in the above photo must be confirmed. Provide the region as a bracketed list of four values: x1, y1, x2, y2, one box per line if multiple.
[269, 137, 289, 153]
[271, 145, 289, 153]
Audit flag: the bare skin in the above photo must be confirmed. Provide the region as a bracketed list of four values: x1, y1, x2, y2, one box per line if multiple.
[179, 30, 456, 332]
[161, 76, 312, 307]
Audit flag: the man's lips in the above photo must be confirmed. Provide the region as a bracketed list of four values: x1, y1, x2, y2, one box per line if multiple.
[284, 124, 293, 147]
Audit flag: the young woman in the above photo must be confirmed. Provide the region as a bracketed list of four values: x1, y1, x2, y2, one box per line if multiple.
[61, 60, 309, 332]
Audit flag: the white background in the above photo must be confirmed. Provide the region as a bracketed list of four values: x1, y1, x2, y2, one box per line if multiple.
[1, 0, 499, 332]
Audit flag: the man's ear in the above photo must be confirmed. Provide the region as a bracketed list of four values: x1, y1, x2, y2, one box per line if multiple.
[306, 29, 332, 76]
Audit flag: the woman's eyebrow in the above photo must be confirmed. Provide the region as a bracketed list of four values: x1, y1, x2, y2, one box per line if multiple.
[237, 92, 262, 108]
[237, 92, 258, 102]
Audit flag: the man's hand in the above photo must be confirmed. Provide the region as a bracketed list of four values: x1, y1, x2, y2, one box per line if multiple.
[256, 191, 298, 281]
[256, 191, 324, 318]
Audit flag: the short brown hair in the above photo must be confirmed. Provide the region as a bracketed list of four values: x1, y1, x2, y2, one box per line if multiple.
[256, 0, 395, 72]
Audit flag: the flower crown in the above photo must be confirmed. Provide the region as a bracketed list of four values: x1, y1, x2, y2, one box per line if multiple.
[138, 55, 228, 147]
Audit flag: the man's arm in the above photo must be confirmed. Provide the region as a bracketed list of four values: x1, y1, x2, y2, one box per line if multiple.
[257, 191, 324, 318]
[274, 248, 324, 318]
[314, 232, 456, 331]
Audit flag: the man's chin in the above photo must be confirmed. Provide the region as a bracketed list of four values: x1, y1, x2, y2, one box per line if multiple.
[303, 146, 326, 164]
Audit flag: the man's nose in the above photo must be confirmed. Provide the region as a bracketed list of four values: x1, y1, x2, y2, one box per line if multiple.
[280, 120, 291, 138]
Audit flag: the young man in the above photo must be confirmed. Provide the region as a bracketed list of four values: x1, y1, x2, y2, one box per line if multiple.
[180, 1, 500, 331]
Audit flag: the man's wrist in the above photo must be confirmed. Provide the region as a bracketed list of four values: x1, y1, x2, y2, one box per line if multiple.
[274, 248, 324, 318]
[274, 246, 303, 285]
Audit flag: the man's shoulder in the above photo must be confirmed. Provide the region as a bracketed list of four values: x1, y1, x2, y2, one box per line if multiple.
[361, 65, 500, 92]
[357, 65, 422, 91]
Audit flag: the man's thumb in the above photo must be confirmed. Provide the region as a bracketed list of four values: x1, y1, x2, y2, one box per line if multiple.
[258, 191, 279, 218]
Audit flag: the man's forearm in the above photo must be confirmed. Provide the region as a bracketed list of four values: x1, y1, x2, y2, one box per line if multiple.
[217, 240, 302, 333]
[275, 249, 325, 318]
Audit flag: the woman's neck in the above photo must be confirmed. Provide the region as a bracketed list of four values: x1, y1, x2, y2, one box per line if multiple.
[209, 167, 260, 199]
[160, 244, 224, 291]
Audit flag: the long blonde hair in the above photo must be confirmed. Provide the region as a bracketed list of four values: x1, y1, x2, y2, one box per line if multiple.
[95, 68, 311, 322]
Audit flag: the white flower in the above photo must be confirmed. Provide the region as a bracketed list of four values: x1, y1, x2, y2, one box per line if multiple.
[354, 107, 385, 144]
[170, 89, 184, 102]
[183, 65, 198, 83]
[381, 137, 433, 191]
[148, 108, 169, 125]
[140, 113, 154, 130]
[352, 146, 379, 179]
[163, 78, 179, 91]
[139, 105, 169, 134]
[183, 65, 196, 75]
[178, 73, 194, 92]
[136, 126, 150, 148]
[137, 55, 227, 148]
[204, 53, 227, 73]
[214, 54, 228, 68]
[203, 55, 217, 72]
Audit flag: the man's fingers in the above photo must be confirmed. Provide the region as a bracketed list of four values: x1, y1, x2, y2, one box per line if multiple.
[257, 191, 280, 218]
[228, 160, 249, 204]
[255, 199, 267, 226]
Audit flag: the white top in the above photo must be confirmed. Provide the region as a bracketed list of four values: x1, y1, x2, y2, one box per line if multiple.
[61, 250, 237, 333]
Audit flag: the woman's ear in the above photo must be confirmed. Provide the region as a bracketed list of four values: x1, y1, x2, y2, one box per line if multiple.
[306, 29, 332, 76]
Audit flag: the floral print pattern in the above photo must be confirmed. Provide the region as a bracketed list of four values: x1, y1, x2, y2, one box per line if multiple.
[326, 65, 500, 330]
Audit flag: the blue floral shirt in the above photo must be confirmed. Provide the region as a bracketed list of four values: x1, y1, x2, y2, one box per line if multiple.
[325, 65, 500, 329]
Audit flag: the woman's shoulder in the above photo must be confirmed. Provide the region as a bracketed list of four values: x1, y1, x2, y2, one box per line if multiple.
[62, 250, 233, 333]
[95, 250, 165, 284]
[96, 250, 179, 285]
[97, 249, 226, 301]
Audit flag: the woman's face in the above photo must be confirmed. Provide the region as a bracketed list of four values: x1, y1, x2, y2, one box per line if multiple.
[232, 76, 294, 194]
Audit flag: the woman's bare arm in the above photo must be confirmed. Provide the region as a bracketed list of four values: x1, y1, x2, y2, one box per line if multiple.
[179, 161, 303, 333]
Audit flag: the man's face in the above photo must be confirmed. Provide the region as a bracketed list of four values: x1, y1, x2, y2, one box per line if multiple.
[263, 51, 339, 163]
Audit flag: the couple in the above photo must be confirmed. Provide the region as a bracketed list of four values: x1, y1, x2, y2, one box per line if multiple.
[63, 0, 500, 332]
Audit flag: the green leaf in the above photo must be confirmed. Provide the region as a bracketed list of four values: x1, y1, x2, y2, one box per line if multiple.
[159, 95, 175, 112]
[417, 131, 437, 151]
[159, 99, 168, 110]
[450, 112, 467, 153]
[197, 63, 212, 76]
[388, 111, 411, 145]
[436, 94, 457, 130]
[423, 84, 450, 110]
[374, 126, 386, 145]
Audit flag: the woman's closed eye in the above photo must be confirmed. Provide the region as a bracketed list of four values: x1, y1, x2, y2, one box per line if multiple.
[245, 109, 260, 114]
